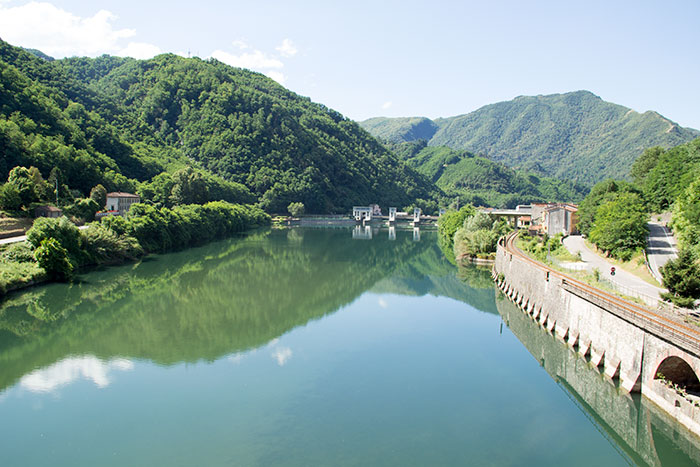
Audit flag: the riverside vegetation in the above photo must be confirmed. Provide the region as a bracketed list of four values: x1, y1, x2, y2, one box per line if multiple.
[437, 205, 511, 264]
[0, 202, 269, 294]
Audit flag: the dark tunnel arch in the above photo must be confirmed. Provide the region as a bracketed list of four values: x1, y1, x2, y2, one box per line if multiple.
[654, 356, 700, 392]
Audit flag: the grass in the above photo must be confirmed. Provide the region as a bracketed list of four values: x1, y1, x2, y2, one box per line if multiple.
[0, 215, 33, 234]
[583, 239, 661, 287]
[0, 260, 45, 295]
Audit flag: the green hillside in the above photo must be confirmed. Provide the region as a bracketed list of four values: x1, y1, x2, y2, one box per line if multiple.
[360, 91, 699, 186]
[0, 39, 437, 213]
[360, 116, 438, 143]
[388, 141, 585, 208]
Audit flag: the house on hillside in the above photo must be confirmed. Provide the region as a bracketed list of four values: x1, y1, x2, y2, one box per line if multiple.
[34, 205, 63, 218]
[105, 192, 140, 217]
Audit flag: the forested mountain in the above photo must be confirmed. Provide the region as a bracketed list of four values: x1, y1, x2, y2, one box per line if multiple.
[360, 117, 438, 143]
[0, 39, 437, 213]
[360, 91, 699, 186]
[388, 141, 585, 208]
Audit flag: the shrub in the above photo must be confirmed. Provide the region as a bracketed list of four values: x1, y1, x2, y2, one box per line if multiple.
[34, 237, 73, 280]
[64, 198, 100, 222]
[0, 183, 22, 211]
[288, 202, 305, 217]
[82, 224, 144, 264]
[661, 249, 700, 308]
[1, 242, 35, 263]
[26, 216, 84, 264]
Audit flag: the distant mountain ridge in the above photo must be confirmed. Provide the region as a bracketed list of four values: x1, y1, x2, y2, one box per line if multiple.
[360, 91, 700, 186]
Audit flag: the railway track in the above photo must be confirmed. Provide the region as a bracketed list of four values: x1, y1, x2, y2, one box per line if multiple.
[500, 232, 700, 355]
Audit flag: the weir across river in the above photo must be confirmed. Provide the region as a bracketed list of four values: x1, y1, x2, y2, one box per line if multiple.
[494, 232, 700, 436]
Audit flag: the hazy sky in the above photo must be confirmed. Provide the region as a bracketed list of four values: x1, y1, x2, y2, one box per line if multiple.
[1, 0, 699, 129]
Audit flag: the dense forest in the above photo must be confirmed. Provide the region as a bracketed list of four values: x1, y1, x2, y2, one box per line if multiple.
[578, 138, 700, 306]
[388, 140, 586, 208]
[361, 91, 699, 187]
[0, 39, 437, 214]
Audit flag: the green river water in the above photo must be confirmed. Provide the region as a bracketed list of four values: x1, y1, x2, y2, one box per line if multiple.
[1, 227, 699, 466]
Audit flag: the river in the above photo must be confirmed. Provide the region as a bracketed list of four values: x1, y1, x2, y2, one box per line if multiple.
[0, 227, 698, 466]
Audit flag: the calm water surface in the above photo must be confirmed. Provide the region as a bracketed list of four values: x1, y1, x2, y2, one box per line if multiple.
[0, 228, 698, 466]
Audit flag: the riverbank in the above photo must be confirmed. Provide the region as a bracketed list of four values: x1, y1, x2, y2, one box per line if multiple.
[0, 201, 270, 298]
[495, 231, 700, 437]
[276, 215, 438, 229]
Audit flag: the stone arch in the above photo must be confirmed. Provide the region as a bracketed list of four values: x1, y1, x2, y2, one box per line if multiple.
[654, 356, 700, 392]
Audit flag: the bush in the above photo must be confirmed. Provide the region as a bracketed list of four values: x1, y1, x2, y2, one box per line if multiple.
[0, 183, 22, 211]
[287, 202, 305, 217]
[1, 242, 35, 263]
[438, 205, 476, 247]
[89, 184, 107, 209]
[64, 198, 100, 222]
[588, 192, 648, 259]
[26, 216, 84, 264]
[82, 224, 144, 264]
[661, 249, 700, 308]
[34, 237, 73, 280]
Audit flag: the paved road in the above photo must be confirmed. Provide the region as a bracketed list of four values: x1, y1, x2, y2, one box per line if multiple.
[646, 222, 678, 284]
[562, 235, 666, 304]
[0, 225, 89, 245]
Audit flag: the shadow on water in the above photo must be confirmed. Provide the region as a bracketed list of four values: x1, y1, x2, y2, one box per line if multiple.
[497, 297, 700, 466]
[0, 227, 495, 393]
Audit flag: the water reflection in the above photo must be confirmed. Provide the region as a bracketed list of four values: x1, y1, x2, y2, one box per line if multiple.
[497, 297, 700, 466]
[20, 356, 133, 393]
[0, 228, 490, 394]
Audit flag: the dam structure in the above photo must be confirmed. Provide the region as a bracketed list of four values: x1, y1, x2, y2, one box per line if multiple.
[494, 232, 700, 436]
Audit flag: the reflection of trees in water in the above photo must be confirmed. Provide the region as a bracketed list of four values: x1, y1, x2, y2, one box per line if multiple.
[456, 263, 494, 290]
[0, 228, 489, 392]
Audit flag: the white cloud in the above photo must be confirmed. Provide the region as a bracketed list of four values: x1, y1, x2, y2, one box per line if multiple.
[20, 356, 134, 393]
[117, 41, 162, 59]
[211, 48, 283, 70]
[382, 101, 393, 110]
[272, 347, 293, 366]
[264, 70, 287, 85]
[0, 2, 163, 59]
[378, 297, 389, 308]
[276, 38, 297, 58]
[231, 39, 250, 50]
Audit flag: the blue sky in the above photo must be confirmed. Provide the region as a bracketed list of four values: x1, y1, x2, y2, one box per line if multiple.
[1, 0, 699, 129]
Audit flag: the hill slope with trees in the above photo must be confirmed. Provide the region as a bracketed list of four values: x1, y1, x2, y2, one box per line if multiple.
[360, 91, 699, 186]
[388, 141, 586, 208]
[0, 39, 437, 213]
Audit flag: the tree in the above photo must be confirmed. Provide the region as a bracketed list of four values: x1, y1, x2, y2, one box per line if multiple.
[630, 146, 664, 186]
[90, 184, 107, 209]
[34, 237, 74, 280]
[671, 177, 700, 250]
[64, 198, 100, 222]
[7, 166, 36, 206]
[661, 249, 700, 308]
[463, 211, 493, 232]
[28, 166, 51, 201]
[287, 202, 305, 217]
[27, 216, 83, 264]
[170, 167, 209, 205]
[588, 192, 648, 260]
[437, 204, 476, 247]
[0, 183, 22, 211]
